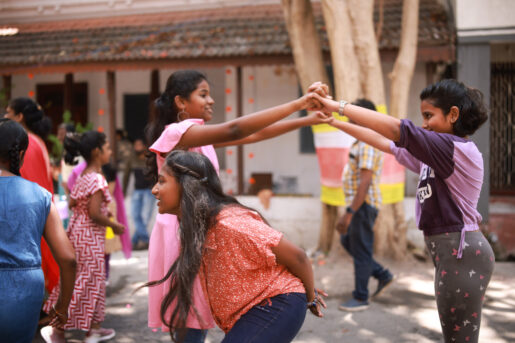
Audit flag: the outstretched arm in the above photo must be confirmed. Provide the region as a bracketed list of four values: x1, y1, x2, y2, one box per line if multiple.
[214, 111, 331, 147]
[43, 203, 77, 327]
[311, 92, 402, 142]
[330, 117, 392, 153]
[177, 90, 321, 149]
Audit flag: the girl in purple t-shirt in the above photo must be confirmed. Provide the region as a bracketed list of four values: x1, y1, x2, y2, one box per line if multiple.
[312, 79, 494, 343]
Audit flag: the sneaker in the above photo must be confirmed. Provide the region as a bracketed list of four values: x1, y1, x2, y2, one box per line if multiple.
[338, 298, 369, 312]
[372, 274, 394, 298]
[40, 326, 66, 343]
[84, 328, 116, 343]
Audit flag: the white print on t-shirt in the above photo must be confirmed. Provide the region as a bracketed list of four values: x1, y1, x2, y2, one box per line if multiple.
[420, 165, 435, 181]
[417, 183, 432, 203]
[417, 166, 435, 204]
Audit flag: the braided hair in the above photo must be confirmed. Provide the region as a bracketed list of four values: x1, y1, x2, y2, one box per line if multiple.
[0, 118, 29, 175]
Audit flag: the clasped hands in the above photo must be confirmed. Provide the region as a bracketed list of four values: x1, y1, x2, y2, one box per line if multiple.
[304, 82, 337, 125]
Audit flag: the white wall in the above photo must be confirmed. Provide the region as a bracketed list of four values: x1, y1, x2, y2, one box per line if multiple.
[223, 65, 321, 195]
[454, 0, 515, 30]
[236, 195, 424, 251]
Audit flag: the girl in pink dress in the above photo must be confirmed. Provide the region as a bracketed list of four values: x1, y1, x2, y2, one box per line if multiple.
[41, 131, 125, 343]
[145, 70, 328, 341]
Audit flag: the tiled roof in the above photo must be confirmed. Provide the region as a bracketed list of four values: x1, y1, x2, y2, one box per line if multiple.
[0, 0, 454, 69]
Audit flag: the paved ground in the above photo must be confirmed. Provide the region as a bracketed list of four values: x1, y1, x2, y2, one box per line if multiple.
[33, 246, 515, 343]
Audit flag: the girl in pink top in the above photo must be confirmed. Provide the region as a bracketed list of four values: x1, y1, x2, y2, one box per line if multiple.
[148, 150, 326, 343]
[145, 70, 329, 342]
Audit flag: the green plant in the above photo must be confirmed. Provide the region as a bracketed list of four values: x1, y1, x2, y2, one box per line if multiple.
[47, 110, 93, 160]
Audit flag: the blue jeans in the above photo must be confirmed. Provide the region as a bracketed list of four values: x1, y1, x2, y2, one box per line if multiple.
[131, 188, 155, 245]
[173, 328, 208, 343]
[222, 293, 307, 343]
[340, 203, 391, 301]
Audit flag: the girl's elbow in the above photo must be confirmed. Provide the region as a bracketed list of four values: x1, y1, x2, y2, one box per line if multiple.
[60, 252, 77, 270]
[226, 123, 244, 140]
[295, 249, 310, 266]
[67, 257, 77, 270]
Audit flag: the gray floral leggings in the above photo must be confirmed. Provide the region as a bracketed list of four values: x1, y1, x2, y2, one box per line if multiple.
[425, 231, 495, 343]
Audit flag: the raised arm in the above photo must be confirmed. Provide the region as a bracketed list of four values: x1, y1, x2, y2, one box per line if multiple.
[177, 92, 319, 149]
[330, 117, 393, 153]
[312, 93, 402, 142]
[43, 203, 77, 327]
[214, 111, 331, 147]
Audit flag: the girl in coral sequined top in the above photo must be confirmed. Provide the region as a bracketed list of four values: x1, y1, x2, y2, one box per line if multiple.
[147, 150, 326, 343]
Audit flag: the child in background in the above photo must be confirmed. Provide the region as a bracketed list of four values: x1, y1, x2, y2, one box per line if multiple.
[123, 138, 155, 250]
[147, 150, 326, 343]
[41, 131, 125, 343]
[311, 79, 495, 343]
[0, 119, 76, 343]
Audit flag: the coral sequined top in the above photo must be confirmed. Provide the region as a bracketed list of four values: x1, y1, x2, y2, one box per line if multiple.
[200, 206, 305, 332]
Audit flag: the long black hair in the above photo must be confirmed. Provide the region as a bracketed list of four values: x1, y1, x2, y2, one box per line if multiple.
[0, 118, 29, 175]
[9, 97, 51, 140]
[144, 150, 256, 342]
[63, 130, 106, 165]
[144, 70, 208, 181]
[420, 79, 488, 137]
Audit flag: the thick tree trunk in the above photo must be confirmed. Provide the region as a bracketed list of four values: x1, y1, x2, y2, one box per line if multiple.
[281, 0, 329, 89]
[377, 0, 419, 259]
[347, 0, 385, 106]
[347, 0, 417, 260]
[389, 0, 420, 120]
[282, 0, 336, 257]
[321, 0, 361, 100]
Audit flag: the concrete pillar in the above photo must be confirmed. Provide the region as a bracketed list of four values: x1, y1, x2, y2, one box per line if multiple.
[457, 43, 490, 222]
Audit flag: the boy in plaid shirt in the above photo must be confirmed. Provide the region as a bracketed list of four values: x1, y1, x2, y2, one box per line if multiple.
[337, 99, 393, 311]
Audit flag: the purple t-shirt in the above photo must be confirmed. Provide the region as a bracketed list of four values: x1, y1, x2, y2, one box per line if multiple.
[390, 119, 483, 238]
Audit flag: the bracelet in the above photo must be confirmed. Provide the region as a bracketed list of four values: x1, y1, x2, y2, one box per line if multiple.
[338, 100, 348, 116]
[307, 289, 319, 309]
[52, 305, 67, 318]
[346, 206, 355, 215]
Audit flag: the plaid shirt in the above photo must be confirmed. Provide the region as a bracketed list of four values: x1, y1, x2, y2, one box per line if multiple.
[343, 140, 383, 209]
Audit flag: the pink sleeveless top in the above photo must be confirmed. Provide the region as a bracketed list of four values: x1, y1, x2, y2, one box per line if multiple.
[147, 119, 218, 330]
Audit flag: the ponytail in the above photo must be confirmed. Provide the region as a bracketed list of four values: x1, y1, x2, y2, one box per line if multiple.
[145, 70, 207, 181]
[63, 131, 107, 165]
[9, 97, 51, 140]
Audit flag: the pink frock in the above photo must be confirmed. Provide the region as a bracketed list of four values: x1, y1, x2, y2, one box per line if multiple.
[148, 119, 217, 331]
[44, 172, 111, 330]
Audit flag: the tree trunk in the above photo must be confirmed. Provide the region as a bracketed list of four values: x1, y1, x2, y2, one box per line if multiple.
[281, 0, 329, 89]
[389, 0, 420, 120]
[282, 0, 339, 258]
[347, 0, 417, 260]
[321, 0, 361, 100]
[376, 0, 420, 259]
[347, 0, 385, 106]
